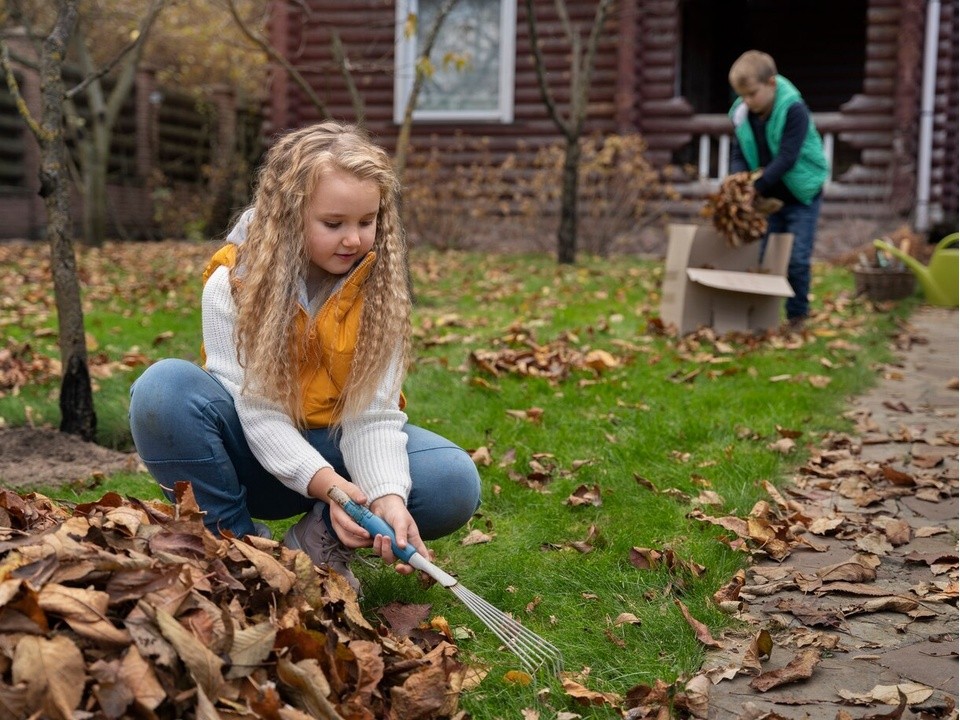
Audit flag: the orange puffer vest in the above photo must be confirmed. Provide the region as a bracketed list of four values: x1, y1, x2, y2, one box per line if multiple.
[201, 243, 378, 427]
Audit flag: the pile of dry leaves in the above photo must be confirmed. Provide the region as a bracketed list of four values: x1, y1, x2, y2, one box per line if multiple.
[700, 171, 783, 247]
[0, 483, 466, 720]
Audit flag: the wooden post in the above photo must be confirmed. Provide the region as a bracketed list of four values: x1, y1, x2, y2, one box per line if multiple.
[268, 0, 290, 134]
[615, 0, 638, 132]
[890, 0, 925, 214]
[208, 84, 238, 236]
[134, 64, 158, 237]
[5, 28, 45, 238]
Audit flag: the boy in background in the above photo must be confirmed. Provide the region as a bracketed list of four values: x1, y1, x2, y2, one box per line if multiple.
[728, 50, 829, 330]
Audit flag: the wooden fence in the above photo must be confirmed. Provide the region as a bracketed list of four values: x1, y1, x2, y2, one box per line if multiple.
[0, 45, 263, 241]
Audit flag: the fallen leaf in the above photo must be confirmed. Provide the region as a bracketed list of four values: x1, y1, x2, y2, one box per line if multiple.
[675, 599, 723, 648]
[748, 648, 820, 692]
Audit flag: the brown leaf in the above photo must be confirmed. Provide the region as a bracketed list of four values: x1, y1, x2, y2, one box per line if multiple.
[156, 608, 226, 700]
[226, 620, 277, 680]
[120, 645, 166, 711]
[37, 583, 131, 645]
[11, 634, 86, 720]
[712, 569, 746, 604]
[460, 529, 494, 546]
[276, 657, 341, 719]
[748, 648, 820, 692]
[565, 483, 602, 507]
[390, 663, 449, 718]
[880, 464, 915, 486]
[230, 538, 296, 592]
[674, 599, 723, 648]
[561, 677, 622, 707]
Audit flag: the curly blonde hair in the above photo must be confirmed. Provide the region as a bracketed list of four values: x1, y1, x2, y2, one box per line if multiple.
[231, 121, 411, 425]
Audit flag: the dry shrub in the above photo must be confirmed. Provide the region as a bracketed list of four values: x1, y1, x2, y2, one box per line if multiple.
[151, 159, 252, 241]
[402, 135, 509, 250]
[402, 133, 671, 255]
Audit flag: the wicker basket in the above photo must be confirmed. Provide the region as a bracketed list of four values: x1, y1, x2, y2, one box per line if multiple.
[853, 266, 917, 301]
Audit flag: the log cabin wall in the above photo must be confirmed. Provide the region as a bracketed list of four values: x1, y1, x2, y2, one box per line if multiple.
[267, 0, 958, 246]
[268, 1, 620, 163]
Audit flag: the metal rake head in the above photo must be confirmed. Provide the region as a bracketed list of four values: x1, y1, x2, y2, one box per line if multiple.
[451, 583, 563, 676]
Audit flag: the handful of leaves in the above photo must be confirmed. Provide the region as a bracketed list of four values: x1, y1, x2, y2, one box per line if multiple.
[701, 171, 783, 247]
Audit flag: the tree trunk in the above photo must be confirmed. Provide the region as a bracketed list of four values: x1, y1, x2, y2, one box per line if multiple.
[82, 127, 110, 246]
[558, 136, 580, 264]
[41, 1, 96, 440]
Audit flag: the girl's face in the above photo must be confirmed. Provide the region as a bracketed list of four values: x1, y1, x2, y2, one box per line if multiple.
[303, 168, 380, 276]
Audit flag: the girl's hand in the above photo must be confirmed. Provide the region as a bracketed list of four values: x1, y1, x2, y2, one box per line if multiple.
[308, 468, 372, 547]
[369, 494, 430, 574]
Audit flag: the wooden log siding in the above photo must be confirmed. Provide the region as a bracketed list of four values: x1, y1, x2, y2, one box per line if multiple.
[933, 0, 959, 223]
[0, 51, 259, 239]
[0, 72, 26, 188]
[266, 0, 958, 232]
[276, 1, 624, 168]
[156, 91, 215, 183]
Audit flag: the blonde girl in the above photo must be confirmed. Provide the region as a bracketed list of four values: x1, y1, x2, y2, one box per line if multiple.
[130, 122, 481, 591]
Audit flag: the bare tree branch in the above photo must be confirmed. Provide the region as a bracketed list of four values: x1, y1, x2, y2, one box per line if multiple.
[104, 0, 164, 120]
[524, 0, 570, 137]
[553, 0, 574, 43]
[394, 0, 460, 179]
[0, 39, 49, 141]
[65, 0, 162, 102]
[331, 30, 365, 125]
[573, 0, 612, 135]
[226, 0, 331, 120]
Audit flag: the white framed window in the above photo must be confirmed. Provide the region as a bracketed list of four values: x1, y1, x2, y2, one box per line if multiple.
[394, 0, 516, 123]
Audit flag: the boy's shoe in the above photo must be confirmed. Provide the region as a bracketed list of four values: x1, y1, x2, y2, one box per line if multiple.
[283, 503, 359, 592]
[785, 316, 807, 333]
[251, 522, 272, 539]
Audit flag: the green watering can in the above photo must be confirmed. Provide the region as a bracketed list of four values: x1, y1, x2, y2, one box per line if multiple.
[873, 233, 959, 307]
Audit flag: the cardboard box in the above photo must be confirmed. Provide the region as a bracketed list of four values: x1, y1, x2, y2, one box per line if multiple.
[660, 223, 794, 335]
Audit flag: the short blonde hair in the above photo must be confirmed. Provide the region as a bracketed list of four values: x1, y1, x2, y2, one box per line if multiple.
[729, 50, 778, 90]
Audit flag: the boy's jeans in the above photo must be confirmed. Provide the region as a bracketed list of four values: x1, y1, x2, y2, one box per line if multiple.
[129, 358, 481, 539]
[761, 192, 822, 320]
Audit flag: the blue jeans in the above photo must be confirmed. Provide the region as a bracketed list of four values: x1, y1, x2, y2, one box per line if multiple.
[129, 358, 481, 539]
[761, 193, 822, 320]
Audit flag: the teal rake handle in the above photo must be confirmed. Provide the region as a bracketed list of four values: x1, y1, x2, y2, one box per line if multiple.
[327, 486, 416, 563]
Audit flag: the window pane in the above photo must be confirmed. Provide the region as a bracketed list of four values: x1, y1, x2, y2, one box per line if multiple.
[418, 0, 502, 112]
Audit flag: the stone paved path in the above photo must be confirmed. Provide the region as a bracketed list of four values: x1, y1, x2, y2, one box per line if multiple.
[703, 307, 959, 720]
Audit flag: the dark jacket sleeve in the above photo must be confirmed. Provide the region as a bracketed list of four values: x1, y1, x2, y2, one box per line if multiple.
[729, 139, 748, 174]
[754, 103, 808, 196]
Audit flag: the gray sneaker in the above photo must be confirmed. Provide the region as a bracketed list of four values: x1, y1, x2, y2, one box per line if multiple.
[283, 503, 359, 592]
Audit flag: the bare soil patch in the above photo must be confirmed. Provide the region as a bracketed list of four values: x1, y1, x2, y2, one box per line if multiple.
[0, 426, 141, 489]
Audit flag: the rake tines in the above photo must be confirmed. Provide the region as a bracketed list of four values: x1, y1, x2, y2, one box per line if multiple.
[450, 583, 563, 676]
[326, 487, 563, 675]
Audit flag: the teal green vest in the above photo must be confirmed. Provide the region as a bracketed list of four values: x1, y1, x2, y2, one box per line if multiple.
[729, 76, 828, 205]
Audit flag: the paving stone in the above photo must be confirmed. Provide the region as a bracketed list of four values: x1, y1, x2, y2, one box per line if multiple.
[704, 307, 959, 720]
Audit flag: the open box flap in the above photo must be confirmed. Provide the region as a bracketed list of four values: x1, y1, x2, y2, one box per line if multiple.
[686, 268, 795, 297]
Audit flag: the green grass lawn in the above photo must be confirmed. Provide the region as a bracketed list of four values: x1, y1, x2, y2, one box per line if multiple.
[0, 241, 913, 719]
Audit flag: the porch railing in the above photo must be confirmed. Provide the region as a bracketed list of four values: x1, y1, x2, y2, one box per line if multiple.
[676, 112, 841, 186]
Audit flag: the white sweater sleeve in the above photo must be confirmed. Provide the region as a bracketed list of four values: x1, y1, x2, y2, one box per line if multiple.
[339, 355, 412, 503]
[202, 267, 331, 495]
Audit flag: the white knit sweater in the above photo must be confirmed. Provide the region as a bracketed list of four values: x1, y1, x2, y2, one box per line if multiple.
[201, 264, 412, 503]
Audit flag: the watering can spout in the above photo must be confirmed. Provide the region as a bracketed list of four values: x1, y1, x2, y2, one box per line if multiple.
[873, 234, 959, 307]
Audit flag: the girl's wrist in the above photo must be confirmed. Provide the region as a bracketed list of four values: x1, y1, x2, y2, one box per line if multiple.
[307, 467, 338, 500]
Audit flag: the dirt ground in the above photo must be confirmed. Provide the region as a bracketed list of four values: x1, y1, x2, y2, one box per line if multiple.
[0, 426, 142, 490]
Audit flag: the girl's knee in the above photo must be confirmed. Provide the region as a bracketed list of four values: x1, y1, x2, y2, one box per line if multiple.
[410, 446, 482, 538]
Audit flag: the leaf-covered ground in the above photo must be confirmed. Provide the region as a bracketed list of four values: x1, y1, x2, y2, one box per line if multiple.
[1, 483, 471, 720]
